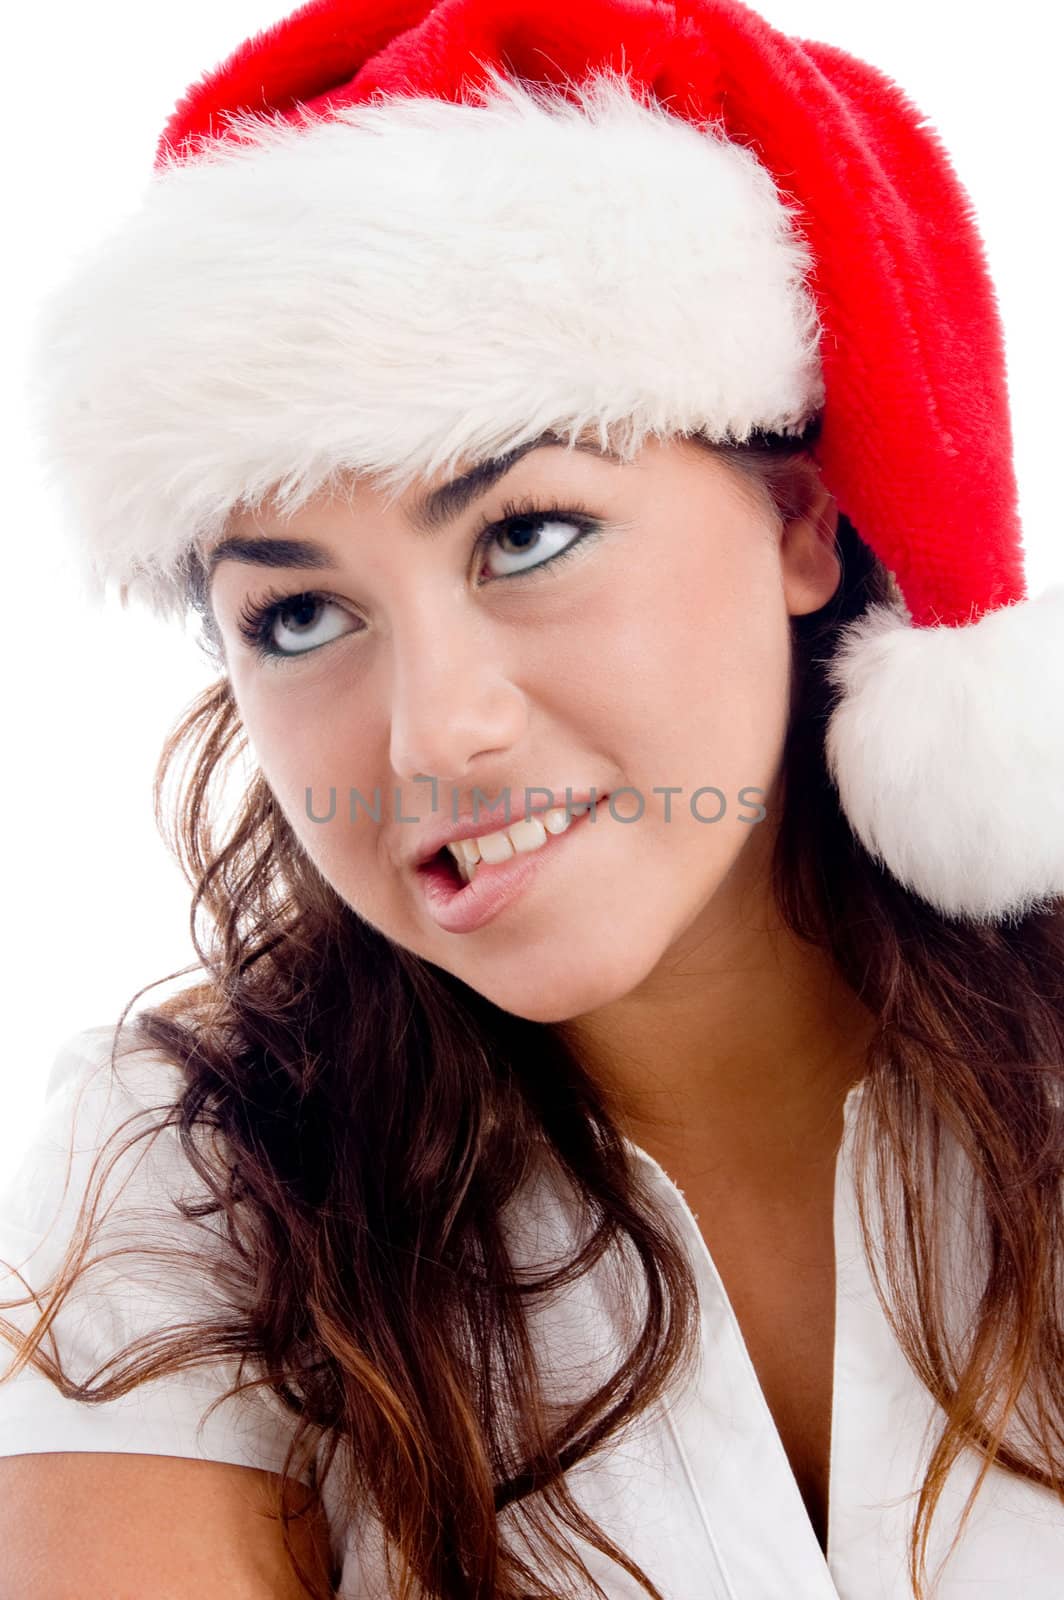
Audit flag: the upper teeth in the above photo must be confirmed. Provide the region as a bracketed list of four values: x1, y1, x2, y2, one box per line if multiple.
[445, 802, 595, 882]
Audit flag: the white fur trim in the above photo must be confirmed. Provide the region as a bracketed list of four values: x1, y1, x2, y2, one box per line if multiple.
[26, 66, 824, 622]
[824, 585, 1064, 923]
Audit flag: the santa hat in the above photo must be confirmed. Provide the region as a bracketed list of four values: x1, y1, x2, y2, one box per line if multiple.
[25, 0, 1064, 927]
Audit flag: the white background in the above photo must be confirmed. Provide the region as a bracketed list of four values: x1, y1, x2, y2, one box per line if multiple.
[1, 2, 1060, 1173]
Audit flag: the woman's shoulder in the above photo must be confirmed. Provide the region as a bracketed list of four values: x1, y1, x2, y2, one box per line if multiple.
[43, 1016, 186, 1101]
[0, 1017, 315, 1485]
[3, 1018, 205, 1242]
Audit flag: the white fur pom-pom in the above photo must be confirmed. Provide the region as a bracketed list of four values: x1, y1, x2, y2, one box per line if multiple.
[823, 585, 1064, 924]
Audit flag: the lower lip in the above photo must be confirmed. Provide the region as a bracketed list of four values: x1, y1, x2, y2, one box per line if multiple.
[415, 797, 610, 935]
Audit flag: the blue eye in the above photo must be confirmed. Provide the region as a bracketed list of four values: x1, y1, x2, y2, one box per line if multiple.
[235, 589, 351, 662]
[476, 494, 599, 581]
[234, 495, 604, 664]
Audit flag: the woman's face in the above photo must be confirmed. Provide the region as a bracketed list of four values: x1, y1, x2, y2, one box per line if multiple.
[207, 433, 840, 1023]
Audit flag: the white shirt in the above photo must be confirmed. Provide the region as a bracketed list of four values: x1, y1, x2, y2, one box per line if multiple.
[1, 1024, 1061, 1597]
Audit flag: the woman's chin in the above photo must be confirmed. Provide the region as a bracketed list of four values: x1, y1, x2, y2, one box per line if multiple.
[455, 945, 658, 1026]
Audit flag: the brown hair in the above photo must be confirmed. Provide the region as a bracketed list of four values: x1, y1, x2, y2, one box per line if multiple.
[3, 420, 1063, 1599]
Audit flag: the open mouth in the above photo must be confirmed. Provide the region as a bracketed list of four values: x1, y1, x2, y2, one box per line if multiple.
[416, 795, 609, 902]
[421, 845, 469, 893]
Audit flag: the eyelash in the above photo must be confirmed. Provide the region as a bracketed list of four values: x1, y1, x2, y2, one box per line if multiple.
[234, 495, 604, 664]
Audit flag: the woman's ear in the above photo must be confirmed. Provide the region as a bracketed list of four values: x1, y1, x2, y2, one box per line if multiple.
[779, 470, 841, 618]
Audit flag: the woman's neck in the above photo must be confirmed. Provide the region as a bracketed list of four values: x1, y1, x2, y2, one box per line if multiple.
[554, 885, 876, 1194]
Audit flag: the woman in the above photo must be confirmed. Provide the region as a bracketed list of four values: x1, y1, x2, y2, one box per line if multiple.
[1, 1, 1062, 1597]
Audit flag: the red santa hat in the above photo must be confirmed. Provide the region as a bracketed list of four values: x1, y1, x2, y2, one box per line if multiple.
[26, 0, 1064, 926]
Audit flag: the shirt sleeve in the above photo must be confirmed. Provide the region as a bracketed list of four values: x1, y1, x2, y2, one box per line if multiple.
[0, 1021, 315, 1484]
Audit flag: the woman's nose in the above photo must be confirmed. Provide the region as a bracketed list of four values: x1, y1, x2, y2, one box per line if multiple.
[387, 619, 527, 783]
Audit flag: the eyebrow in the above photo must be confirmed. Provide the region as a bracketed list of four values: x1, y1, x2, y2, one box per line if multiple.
[206, 432, 623, 583]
